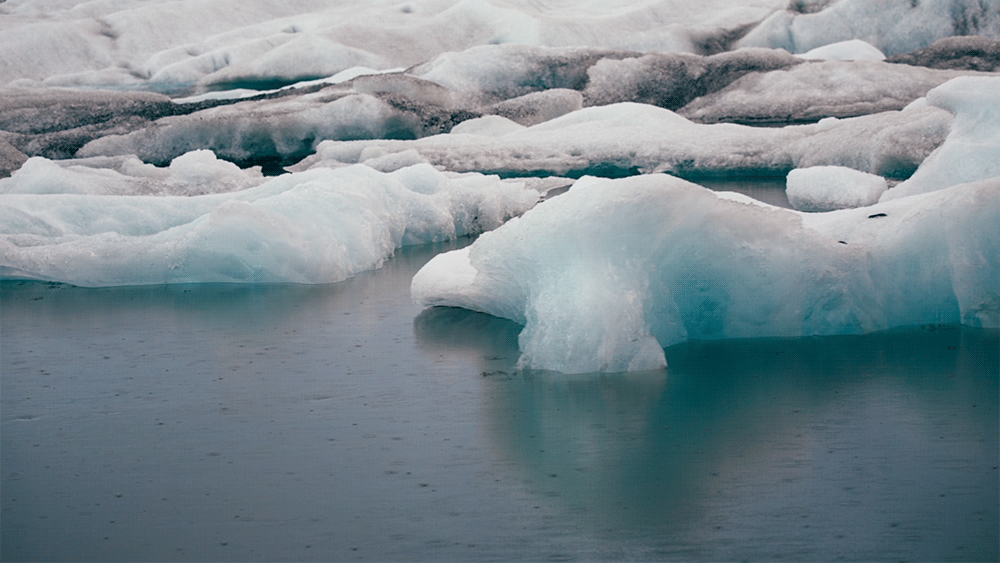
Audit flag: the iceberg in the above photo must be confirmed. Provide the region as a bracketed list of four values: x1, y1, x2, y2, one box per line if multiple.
[413, 174, 999, 373]
[0, 159, 538, 286]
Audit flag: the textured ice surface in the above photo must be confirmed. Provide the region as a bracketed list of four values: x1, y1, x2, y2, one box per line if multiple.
[580, 48, 801, 110]
[0, 0, 786, 91]
[0, 160, 538, 285]
[0, 140, 28, 178]
[413, 174, 999, 372]
[786, 166, 887, 211]
[886, 36, 1000, 71]
[882, 76, 1000, 201]
[75, 92, 431, 166]
[677, 60, 987, 124]
[738, 0, 1000, 56]
[299, 100, 950, 179]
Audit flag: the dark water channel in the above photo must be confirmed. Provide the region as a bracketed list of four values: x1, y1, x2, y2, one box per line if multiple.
[2, 238, 997, 562]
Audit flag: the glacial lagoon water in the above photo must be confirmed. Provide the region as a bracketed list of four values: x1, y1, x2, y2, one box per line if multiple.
[2, 236, 997, 562]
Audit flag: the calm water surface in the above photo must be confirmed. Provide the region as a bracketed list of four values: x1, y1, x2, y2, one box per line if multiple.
[2, 238, 997, 562]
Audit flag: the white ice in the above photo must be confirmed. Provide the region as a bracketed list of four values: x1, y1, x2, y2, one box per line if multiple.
[298, 99, 951, 179]
[76, 92, 420, 165]
[797, 39, 885, 61]
[738, 0, 1000, 56]
[0, 158, 538, 286]
[881, 76, 1000, 201]
[786, 166, 887, 212]
[413, 174, 999, 373]
[0, 151, 265, 197]
[0, 0, 787, 92]
[677, 60, 989, 124]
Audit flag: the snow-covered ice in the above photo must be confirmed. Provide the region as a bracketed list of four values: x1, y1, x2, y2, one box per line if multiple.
[298, 99, 951, 179]
[786, 166, 887, 211]
[677, 60, 989, 124]
[797, 39, 885, 61]
[737, 0, 1000, 56]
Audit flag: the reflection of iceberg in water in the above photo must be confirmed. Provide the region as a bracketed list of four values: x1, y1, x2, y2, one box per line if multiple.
[415, 313, 998, 560]
[413, 306, 523, 372]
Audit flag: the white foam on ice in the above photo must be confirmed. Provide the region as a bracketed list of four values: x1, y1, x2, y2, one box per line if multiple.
[881, 76, 1000, 201]
[413, 174, 998, 373]
[786, 166, 887, 211]
[0, 159, 539, 286]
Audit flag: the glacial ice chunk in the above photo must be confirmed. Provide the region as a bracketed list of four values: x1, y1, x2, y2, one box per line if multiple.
[737, 0, 1000, 56]
[413, 174, 999, 373]
[881, 76, 1000, 201]
[302, 100, 951, 179]
[786, 166, 887, 211]
[677, 60, 986, 124]
[0, 160, 538, 286]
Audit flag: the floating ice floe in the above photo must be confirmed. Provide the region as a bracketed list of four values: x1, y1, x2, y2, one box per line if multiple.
[75, 91, 440, 167]
[0, 160, 538, 286]
[413, 174, 999, 373]
[677, 60, 990, 124]
[786, 166, 887, 211]
[8, 41, 991, 171]
[297, 97, 951, 179]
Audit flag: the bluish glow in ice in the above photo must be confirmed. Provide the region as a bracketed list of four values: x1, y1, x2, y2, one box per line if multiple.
[414, 174, 998, 372]
[0, 159, 538, 286]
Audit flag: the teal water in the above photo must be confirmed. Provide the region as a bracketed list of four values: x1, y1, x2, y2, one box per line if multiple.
[2, 238, 997, 562]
